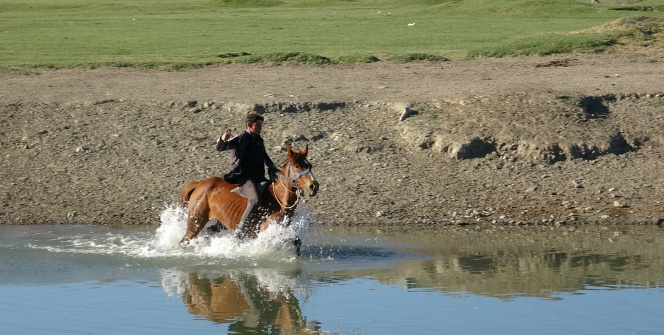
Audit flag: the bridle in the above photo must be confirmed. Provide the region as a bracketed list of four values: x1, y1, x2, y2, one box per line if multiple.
[288, 163, 314, 183]
[273, 160, 316, 209]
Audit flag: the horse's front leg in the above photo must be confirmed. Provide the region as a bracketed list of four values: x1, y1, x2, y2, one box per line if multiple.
[259, 212, 286, 232]
[260, 212, 301, 255]
[292, 237, 302, 256]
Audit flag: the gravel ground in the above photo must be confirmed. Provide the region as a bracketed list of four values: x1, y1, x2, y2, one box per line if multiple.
[1, 53, 664, 226]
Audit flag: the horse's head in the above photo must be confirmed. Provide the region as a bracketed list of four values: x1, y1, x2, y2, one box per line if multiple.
[284, 144, 319, 197]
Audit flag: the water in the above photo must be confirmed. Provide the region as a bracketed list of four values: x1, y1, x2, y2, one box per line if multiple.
[1, 207, 663, 334]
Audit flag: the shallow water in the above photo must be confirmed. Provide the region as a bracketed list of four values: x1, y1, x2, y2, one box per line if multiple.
[1, 208, 663, 334]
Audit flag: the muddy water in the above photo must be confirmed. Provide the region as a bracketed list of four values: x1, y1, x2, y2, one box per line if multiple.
[1, 209, 663, 334]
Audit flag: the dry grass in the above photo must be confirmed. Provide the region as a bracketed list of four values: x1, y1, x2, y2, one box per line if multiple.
[575, 17, 664, 58]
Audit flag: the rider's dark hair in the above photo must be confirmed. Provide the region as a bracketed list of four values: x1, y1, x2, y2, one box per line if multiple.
[246, 113, 264, 125]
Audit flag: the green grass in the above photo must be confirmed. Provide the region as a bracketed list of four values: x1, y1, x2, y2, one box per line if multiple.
[645, 99, 664, 108]
[466, 33, 618, 58]
[232, 52, 332, 65]
[1, 0, 663, 69]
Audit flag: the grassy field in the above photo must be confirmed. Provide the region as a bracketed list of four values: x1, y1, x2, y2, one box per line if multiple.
[0, 0, 663, 69]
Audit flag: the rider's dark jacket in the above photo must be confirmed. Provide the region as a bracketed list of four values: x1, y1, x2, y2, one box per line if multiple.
[216, 130, 278, 185]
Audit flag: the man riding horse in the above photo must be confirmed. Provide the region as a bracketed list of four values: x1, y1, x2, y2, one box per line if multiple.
[178, 112, 318, 248]
[216, 113, 280, 238]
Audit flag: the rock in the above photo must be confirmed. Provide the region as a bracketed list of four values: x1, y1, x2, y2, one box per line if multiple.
[613, 201, 627, 208]
[399, 107, 414, 121]
[562, 201, 575, 209]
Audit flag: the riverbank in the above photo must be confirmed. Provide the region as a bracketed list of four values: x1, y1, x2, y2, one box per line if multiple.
[1, 54, 663, 226]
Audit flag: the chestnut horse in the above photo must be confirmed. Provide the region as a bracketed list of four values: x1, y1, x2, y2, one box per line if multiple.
[178, 144, 318, 251]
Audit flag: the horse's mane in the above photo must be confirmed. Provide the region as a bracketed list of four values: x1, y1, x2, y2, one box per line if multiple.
[278, 158, 289, 169]
[278, 148, 304, 168]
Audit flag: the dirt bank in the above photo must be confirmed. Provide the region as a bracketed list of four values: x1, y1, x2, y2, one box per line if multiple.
[1, 54, 664, 226]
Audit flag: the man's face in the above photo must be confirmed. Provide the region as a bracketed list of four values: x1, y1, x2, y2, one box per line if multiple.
[247, 120, 263, 135]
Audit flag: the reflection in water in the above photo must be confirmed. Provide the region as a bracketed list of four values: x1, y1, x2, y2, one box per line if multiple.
[153, 226, 664, 333]
[164, 269, 315, 334]
[2, 225, 664, 334]
[352, 226, 664, 299]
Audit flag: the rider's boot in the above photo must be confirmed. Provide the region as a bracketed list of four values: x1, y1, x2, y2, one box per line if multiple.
[235, 220, 246, 239]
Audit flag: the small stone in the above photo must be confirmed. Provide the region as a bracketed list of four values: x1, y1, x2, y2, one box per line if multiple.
[613, 201, 627, 208]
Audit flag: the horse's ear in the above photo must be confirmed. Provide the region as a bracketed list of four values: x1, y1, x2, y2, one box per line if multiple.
[302, 144, 308, 156]
[287, 143, 292, 156]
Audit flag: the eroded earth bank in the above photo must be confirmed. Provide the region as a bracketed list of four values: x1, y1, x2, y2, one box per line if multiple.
[1, 54, 664, 227]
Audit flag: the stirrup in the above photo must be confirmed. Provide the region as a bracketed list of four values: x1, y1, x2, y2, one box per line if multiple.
[234, 226, 245, 240]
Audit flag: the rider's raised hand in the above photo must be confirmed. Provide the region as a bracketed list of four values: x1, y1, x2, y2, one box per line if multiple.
[220, 129, 232, 142]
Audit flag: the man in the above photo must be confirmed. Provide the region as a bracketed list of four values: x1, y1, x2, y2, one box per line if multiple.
[216, 113, 279, 238]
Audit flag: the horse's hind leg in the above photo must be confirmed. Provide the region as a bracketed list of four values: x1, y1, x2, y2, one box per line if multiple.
[206, 219, 226, 234]
[180, 203, 210, 244]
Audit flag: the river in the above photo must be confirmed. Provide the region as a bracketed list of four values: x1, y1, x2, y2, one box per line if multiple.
[1, 207, 663, 334]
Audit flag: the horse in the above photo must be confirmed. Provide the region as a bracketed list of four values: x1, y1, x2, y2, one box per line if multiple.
[178, 144, 318, 253]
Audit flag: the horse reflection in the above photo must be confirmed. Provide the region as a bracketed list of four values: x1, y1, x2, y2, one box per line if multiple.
[181, 271, 312, 333]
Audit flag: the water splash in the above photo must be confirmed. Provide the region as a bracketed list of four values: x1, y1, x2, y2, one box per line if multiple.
[25, 204, 310, 265]
[147, 205, 309, 261]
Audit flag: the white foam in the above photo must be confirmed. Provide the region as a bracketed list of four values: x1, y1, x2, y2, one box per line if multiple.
[27, 204, 310, 264]
[144, 204, 310, 260]
[149, 204, 189, 251]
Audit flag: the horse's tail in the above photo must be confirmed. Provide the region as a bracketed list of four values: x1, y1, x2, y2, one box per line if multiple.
[178, 181, 200, 208]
